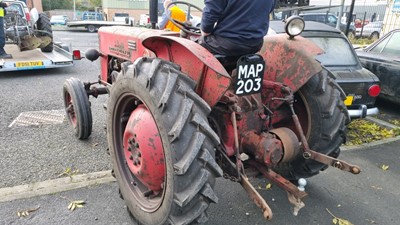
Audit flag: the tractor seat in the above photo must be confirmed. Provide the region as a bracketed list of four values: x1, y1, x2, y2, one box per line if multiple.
[214, 55, 241, 72]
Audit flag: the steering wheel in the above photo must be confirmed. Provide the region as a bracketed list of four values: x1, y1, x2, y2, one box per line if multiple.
[165, 1, 203, 36]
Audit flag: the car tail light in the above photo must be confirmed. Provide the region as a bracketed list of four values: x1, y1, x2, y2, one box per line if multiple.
[147, 17, 150, 24]
[73, 50, 82, 60]
[25, 13, 30, 22]
[368, 84, 381, 97]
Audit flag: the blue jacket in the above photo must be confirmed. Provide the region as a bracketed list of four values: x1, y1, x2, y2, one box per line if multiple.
[201, 0, 275, 45]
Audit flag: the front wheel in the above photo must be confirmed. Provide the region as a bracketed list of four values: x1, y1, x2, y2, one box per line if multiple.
[63, 77, 92, 139]
[107, 58, 222, 225]
[273, 68, 349, 180]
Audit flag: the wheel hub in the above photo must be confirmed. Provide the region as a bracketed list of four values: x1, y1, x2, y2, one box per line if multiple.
[65, 94, 77, 127]
[123, 104, 165, 192]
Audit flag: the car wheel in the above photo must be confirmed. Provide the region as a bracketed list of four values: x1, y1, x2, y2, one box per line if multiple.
[347, 31, 356, 40]
[370, 32, 379, 40]
[87, 25, 97, 33]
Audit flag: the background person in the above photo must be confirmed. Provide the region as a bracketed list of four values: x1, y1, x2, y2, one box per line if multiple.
[158, 0, 186, 32]
[200, 0, 275, 56]
[0, 0, 12, 59]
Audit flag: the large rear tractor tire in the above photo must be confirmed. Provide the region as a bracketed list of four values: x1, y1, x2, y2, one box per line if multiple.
[63, 78, 93, 140]
[273, 68, 349, 180]
[107, 58, 223, 225]
[36, 13, 53, 53]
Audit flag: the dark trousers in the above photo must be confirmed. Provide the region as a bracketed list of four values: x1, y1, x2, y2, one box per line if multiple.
[0, 17, 6, 55]
[200, 34, 263, 56]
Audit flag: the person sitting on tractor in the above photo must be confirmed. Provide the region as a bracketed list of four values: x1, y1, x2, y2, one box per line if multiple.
[200, 0, 275, 56]
[158, 0, 186, 32]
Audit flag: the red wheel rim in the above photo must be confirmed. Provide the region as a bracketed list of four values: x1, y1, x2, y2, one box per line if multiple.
[65, 92, 77, 127]
[123, 104, 165, 193]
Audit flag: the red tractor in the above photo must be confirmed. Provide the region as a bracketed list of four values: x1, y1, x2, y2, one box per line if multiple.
[63, 2, 360, 224]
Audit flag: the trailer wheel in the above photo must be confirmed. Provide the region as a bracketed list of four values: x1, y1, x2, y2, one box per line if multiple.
[108, 58, 222, 225]
[272, 68, 349, 180]
[36, 13, 53, 52]
[63, 78, 92, 140]
[87, 25, 97, 33]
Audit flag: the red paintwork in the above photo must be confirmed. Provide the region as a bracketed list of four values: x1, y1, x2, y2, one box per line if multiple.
[97, 26, 231, 109]
[260, 34, 323, 92]
[97, 27, 326, 173]
[143, 36, 231, 109]
[123, 105, 165, 192]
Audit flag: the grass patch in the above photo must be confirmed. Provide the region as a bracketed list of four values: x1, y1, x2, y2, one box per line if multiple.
[349, 37, 375, 46]
[345, 119, 400, 146]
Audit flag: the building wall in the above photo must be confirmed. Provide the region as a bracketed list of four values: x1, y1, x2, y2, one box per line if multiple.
[102, 0, 204, 23]
[382, 0, 400, 34]
[26, 0, 43, 12]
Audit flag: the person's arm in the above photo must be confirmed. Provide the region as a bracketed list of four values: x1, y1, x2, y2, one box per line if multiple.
[201, 0, 225, 35]
[158, 9, 170, 30]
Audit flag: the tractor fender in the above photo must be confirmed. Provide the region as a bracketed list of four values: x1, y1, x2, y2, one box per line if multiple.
[143, 35, 231, 108]
[260, 34, 324, 92]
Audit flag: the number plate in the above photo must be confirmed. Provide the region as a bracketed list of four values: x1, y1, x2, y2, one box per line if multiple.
[344, 96, 354, 106]
[235, 55, 265, 96]
[16, 61, 44, 68]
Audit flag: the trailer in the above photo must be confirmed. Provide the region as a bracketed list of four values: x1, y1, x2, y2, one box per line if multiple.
[66, 20, 133, 33]
[0, 43, 80, 72]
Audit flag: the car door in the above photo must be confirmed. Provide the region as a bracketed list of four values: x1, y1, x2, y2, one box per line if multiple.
[358, 30, 400, 102]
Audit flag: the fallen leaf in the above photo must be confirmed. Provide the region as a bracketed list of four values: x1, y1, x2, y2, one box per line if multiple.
[265, 183, 272, 190]
[371, 185, 383, 190]
[16, 206, 40, 217]
[366, 218, 377, 224]
[61, 196, 86, 212]
[58, 167, 79, 178]
[381, 164, 389, 171]
[333, 217, 353, 225]
[327, 208, 354, 225]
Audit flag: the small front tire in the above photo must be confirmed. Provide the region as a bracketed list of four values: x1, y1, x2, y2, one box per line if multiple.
[63, 77, 93, 139]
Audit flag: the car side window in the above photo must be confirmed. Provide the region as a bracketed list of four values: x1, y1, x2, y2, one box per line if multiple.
[316, 15, 325, 23]
[328, 15, 337, 24]
[381, 32, 400, 55]
[370, 31, 399, 54]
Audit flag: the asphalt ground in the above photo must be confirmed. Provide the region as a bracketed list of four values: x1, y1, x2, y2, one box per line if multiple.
[0, 31, 107, 189]
[1, 138, 400, 225]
